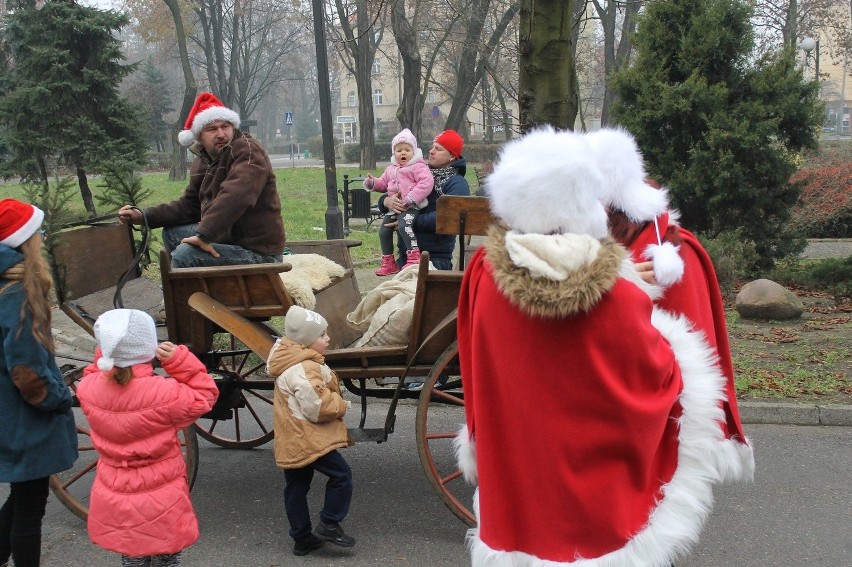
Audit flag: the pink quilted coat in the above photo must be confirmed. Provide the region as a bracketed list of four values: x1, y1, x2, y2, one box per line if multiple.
[77, 345, 218, 556]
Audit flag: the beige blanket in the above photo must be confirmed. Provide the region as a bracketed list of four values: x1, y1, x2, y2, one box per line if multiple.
[346, 263, 423, 347]
[279, 254, 346, 310]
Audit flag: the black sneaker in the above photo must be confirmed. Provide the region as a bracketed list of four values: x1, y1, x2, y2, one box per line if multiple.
[293, 533, 325, 556]
[315, 521, 356, 548]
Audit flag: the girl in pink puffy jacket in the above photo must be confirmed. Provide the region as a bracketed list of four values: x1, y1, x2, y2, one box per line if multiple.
[363, 128, 434, 275]
[76, 309, 218, 567]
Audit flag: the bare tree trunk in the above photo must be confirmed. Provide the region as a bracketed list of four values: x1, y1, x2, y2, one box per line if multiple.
[164, 0, 196, 181]
[446, 0, 491, 130]
[595, 1, 642, 126]
[519, 0, 577, 131]
[446, 2, 519, 132]
[76, 166, 96, 216]
[391, 0, 424, 138]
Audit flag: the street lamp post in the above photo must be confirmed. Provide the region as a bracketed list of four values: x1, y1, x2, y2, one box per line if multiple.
[801, 37, 820, 83]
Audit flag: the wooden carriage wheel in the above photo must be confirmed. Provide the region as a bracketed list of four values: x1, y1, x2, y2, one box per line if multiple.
[415, 341, 476, 527]
[193, 333, 275, 449]
[50, 368, 199, 520]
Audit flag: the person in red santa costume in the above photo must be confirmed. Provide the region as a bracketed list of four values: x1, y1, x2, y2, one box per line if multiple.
[587, 127, 753, 481]
[455, 127, 753, 566]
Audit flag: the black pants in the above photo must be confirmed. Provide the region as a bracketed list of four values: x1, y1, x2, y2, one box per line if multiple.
[0, 476, 49, 567]
[283, 450, 353, 541]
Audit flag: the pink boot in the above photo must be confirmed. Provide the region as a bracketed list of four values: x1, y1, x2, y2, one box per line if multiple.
[375, 254, 400, 276]
[403, 248, 421, 269]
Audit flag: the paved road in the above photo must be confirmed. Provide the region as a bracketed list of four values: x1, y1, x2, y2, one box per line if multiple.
[7, 410, 850, 566]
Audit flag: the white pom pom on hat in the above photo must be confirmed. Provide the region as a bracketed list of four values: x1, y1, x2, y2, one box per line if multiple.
[94, 309, 158, 371]
[586, 127, 668, 222]
[178, 92, 241, 147]
[485, 126, 609, 239]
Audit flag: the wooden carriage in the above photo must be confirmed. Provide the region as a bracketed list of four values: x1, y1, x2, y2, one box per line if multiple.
[48, 196, 493, 527]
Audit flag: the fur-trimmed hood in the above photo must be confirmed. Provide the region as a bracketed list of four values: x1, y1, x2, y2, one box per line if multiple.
[483, 223, 626, 319]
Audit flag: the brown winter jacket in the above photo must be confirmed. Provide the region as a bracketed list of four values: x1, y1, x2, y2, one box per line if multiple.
[266, 337, 352, 469]
[144, 130, 286, 256]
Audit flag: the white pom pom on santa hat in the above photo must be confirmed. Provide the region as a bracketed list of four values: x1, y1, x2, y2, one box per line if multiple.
[586, 127, 668, 222]
[178, 92, 241, 147]
[644, 242, 685, 286]
[485, 126, 609, 239]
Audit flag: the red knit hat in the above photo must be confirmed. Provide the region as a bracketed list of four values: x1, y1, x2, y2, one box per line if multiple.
[434, 130, 464, 158]
[177, 92, 241, 147]
[0, 199, 44, 248]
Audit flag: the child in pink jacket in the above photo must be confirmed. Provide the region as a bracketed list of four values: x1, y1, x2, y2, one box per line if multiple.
[364, 128, 434, 275]
[76, 309, 218, 567]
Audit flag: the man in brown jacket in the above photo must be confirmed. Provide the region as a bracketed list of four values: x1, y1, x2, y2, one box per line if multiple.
[119, 92, 285, 268]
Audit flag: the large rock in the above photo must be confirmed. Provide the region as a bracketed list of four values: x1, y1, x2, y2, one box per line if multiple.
[735, 279, 804, 320]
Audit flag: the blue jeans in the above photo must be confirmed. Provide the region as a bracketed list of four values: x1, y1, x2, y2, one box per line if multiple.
[162, 224, 283, 268]
[283, 450, 353, 541]
[0, 476, 49, 567]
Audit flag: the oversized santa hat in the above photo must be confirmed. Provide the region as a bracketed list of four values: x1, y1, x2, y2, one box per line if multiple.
[587, 127, 684, 286]
[485, 126, 609, 239]
[177, 92, 241, 147]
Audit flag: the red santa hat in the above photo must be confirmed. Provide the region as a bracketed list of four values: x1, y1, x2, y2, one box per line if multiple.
[587, 127, 684, 285]
[177, 92, 241, 147]
[0, 198, 45, 248]
[486, 126, 609, 239]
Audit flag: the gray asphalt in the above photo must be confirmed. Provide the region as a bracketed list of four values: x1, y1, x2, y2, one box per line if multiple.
[17, 412, 852, 566]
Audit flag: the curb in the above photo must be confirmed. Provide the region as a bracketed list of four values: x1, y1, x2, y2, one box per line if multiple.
[739, 401, 852, 426]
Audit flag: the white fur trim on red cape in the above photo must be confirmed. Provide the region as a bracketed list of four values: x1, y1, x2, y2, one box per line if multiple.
[454, 424, 477, 484]
[463, 309, 752, 566]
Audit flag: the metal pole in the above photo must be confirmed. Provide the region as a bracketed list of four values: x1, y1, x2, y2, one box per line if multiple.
[311, 0, 343, 239]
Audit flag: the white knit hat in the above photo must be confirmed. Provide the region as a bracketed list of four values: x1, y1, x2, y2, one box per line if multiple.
[486, 126, 609, 238]
[94, 309, 158, 371]
[177, 92, 241, 147]
[284, 306, 328, 347]
[391, 128, 418, 152]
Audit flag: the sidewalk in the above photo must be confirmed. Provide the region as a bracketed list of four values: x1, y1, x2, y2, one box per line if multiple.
[52, 265, 851, 428]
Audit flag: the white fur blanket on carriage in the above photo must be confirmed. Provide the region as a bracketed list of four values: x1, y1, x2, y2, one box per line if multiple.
[278, 253, 346, 310]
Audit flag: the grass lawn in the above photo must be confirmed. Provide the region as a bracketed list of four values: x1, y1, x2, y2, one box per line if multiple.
[3, 166, 389, 264]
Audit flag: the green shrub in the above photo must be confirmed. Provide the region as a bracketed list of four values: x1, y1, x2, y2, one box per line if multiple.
[789, 162, 852, 238]
[699, 230, 760, 294]
[306, 136, 330, 158]
[768, 257, 852, 300]
[463, 142, 503, 163]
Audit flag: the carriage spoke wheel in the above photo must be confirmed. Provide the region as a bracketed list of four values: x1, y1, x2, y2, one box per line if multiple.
[194, 333, 275, 449]
[50, 365, 199, 520]
[415, 341, 476, 527]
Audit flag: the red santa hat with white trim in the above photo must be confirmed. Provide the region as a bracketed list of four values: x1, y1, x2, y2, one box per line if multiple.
[587, 127, 685, 286]
[0, 199, 44, 248]
[177, 92, 241, 147]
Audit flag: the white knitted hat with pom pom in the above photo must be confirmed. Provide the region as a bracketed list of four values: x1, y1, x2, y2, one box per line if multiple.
[94, 309, 158, 371]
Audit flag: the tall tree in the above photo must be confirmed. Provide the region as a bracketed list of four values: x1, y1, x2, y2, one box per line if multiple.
[391, 0, 424, 137]
[0, 0, 146, 214]
[611, 0, 823, 267]
[126, 61, 174, 153]
[518, 0, 578, 131]
[329, 0, 383, 169]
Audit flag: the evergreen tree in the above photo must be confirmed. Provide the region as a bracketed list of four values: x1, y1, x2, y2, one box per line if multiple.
[0, 0, 146, 215]
[126, 61, 174, 153]
[611, 0, 823, 267]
